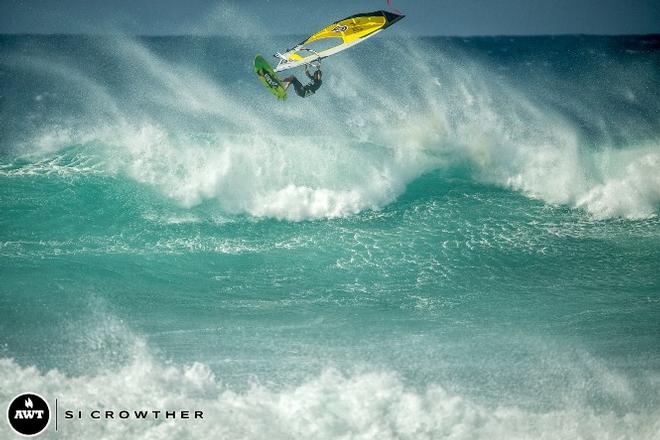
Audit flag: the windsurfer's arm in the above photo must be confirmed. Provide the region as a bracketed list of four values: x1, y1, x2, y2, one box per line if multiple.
[304, 65, 314, 80]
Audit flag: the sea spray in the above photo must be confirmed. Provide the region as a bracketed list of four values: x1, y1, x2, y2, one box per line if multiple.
[1, 33, 659, 440]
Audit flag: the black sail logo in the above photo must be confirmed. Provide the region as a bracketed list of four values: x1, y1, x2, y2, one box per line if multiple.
[7, 393, 51, 436]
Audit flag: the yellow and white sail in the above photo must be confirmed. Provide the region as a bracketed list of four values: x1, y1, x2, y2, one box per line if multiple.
[273, 10, 405, 72]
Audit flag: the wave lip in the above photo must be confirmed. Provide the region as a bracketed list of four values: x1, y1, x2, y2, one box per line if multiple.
[2, 35, 659, 221]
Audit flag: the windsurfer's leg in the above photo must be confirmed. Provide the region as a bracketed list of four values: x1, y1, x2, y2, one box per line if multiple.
[281, 75, 295, 91]
[292, 78, 305, 98]
[281, 77, 305, 97]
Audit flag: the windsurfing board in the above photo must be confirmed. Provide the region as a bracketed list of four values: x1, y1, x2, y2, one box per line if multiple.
[254, 54, 287, 101]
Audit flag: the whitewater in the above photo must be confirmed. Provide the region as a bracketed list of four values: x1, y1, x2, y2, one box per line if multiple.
[1, 23, 659, 440]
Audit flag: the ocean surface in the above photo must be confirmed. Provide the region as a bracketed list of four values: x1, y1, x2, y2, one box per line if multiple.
[1, 31, 659, 439]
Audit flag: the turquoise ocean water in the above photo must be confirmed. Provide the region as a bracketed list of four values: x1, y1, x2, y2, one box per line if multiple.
[1, 31, 659, 438]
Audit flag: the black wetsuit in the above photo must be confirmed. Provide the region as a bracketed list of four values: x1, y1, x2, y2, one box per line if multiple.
[290, 71, 322, 98]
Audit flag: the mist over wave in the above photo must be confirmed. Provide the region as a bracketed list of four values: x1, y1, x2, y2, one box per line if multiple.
[1, 32, 658, 220]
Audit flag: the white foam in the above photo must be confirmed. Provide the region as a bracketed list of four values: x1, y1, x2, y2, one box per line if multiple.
[7, 33, 659, 221]
[46, 120, 423, 221]
[576, 150, 660, 219]
[1, 351, 657, 440]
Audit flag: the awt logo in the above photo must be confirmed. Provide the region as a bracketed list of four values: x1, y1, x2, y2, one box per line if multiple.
[6, 393, 50, 437]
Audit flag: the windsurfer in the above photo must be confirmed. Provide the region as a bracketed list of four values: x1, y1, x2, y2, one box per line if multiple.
[281, 65, 322, 98]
